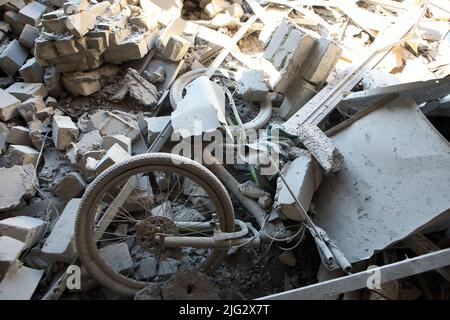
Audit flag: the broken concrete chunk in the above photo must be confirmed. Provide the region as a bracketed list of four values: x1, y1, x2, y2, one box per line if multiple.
[145, 116, 171, 145]
[44, 68, 63, 98]
[19, 24, 40, 50]
[19, 58, 45, 84]
[158, 17, 187, 47]
[4, 11, 25, 37]
[0, 236, 25, 279]
[137, 257, 157, 280]
[161, 35, 190, 61]
[99, 242, 132, 274]
[41, 199, 81, 263]
[18, 1, 46, 26]
[301, 37, 341, 86]
[51, 172, 86, 201]
[52, 115, 79, 150]
[89, 110, 141, 142]
[237, 69, 268, 102]
[0, 165, 37, 212]
[6, 126, 33, 147]
[274, 150, 323, 221]
[227, 3, 244, 18]
[238, 180, 266, 200]
[298, 124, 344, 173]
[279, 79, 317, 120]
[17, 97, 46, 123]
[96, 143, 131, 175]
[103, 135, 132, 154]
[7, 145, 40, 166]
[0, 40, 28, 76]
[0, 216, 46, 249]
[63, 0, 89, 15]
[6, 83, 48, 102]
[125, 68, 158, 106]
[103, 34, 149, 64]
[65, 11, 97, 38]
[0, 89, 21, 121]
[205, 0, 230, 18]
[0, 264, 44, 300]
[172, 76, 227, 139]
[144, 65, 165, 85]
[263, 21, 315, 94]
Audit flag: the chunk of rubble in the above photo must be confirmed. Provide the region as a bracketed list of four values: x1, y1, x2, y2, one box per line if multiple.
[62, 64, 120, 96]
[18, 1, 47, 27]
[298, 124, 344, 173]
[6, 126, 33, 147]
[7, 145, 40, 166]
[274, 150, 323, 221]
[279, 79, 317, 120]
[0, 165, 37, 212]
[41, 199, 81, 263]
[17, 97, 46, 123]
[6, 82, 48, 102]
[0, 216, 46, 249]
[172, 76, 227, 139]
[237, 69, 268, 102]
[262, 21, 315, 94]
[88, 110, 141, 142]
[103, 135, 132, 154]
[145, 116, 171, 145]
[160, 35, 190, 61]
[95, 143, 131, 175]
[19, 58, 45, 84]
[52, 115, 79, 150]
[99, 242, 133, 274]
[0, 89, 21, 121]
[238, 180, 266, 200]
[51, 172, 86, 201]
[0, 264, 44, 300]
[0, 40, 28, 76]
[19, 24, 40, 50]
[0, 236, 25, 279]
[125, 68, 159, 107]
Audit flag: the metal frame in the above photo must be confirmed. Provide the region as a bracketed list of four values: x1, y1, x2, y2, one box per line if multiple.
[257, 248, 450, 300]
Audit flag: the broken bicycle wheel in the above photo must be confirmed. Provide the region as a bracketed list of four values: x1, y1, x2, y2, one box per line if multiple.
[75, 153, 235, 296]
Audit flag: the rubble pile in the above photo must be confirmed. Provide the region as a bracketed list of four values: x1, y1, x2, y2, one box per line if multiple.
[0, 0, 449, 301]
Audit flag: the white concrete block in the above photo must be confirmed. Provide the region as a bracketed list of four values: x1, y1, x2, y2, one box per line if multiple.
[237, 69, 268, 102]
[103, 135, 132, 154]
[274, 150, 322, 221]
[263, 21, 315, 94]
[99, 242, 132, 274]
[298, 124, 344, 173]
[0, 89, 21, 121]
[95, 143, 131, 175]
[7, 145, 40, 166]
[0, 165, 37, 212]
[145, 116, 171, 145]
[0, 236, 25, 279]
[6, 83, 48, 102]
[19, 58, 45, 84]
[0, 40, 28, 76]
[18, 1, 47, 26]
[41, 199, 81, 263]
[0, 264, 44, 300]
[0, 216, 46, 249]
[52, 115, 79, 151]
[6, 126, 33, 147]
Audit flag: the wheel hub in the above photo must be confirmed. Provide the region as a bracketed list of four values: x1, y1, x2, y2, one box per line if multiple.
[136, 216, 180, 258]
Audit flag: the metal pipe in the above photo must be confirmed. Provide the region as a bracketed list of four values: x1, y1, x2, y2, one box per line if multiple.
[164, 236, 260, 249]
